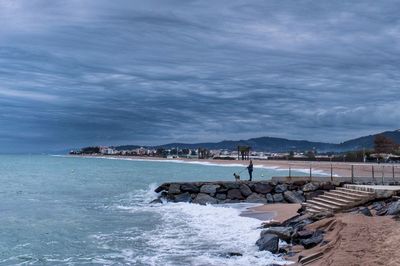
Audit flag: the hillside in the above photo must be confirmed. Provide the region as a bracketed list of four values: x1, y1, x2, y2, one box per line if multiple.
[114, 129, 400, 153]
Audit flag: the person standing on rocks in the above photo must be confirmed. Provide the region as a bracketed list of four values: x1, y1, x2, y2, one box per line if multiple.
[247, 160, 254, 181]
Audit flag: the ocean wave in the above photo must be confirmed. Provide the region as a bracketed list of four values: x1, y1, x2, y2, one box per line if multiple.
[93, 184, 291, 266]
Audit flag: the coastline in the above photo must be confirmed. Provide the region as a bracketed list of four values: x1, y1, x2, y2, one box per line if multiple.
[65, 154, 400, 179]
[64, 154, 335, 176]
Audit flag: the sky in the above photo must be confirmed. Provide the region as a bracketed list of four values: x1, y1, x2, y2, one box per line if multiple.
[1, 0, 400, 153]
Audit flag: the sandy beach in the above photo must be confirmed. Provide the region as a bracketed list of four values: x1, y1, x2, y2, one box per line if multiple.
[79, 155, 400, 181]
[294, 213, 400, 265]
[241, 203, 301, 223]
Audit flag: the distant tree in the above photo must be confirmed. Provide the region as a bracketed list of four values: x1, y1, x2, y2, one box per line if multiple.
[374, 134, 398, 154]
[288, 151, 295, 159]
[305, 150, 315, 160]
[81, 146, 100, 154]
[345, 150, 365, 162]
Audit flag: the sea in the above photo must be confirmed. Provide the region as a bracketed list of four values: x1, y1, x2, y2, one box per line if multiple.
[0, 155, 308, 265]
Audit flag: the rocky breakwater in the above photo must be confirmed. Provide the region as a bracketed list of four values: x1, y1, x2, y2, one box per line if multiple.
[153, 180, 337, 205]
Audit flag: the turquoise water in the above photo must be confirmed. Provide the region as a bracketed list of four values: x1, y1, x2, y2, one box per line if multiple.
[0, 155, 299, 265]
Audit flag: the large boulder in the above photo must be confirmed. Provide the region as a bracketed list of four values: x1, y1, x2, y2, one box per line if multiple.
[358, 207, 373, 217]
[302, 182, 319, 192]
[155, 183, 169, 193]
[168, 184, 181, 194]
[254, 183, 273, 194]
[300, 230, 324, 249]
[239, 184, 253, 197]
[227, 189, 244, 200]
[255, 233, 279, 253]
[200, 184, 220, 196]
[386, 200, 400, 215]
[223, 183, 240, 189]
[174, 192, 192, 203]
[180, 183, 200, 193]
[192, 193, 218, 205]
[272, 193, 284, 202]
[215, 193, 227, 200]
[262, 226, 293, 242]
[283, 190, 305, 203]
[266, 193, 274, 203]
[274, 184, 288, 193]
[246, 193, 268, 203]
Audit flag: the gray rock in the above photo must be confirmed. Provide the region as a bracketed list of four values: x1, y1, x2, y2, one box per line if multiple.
[255, 233, 279, 253]
[358, 207, 372, 217]
[174, 192, 192, 203]
[295, 229, 314, 239]
[180, 183, 200, 193]
[225, 252, 242, 257]
[262, 226, 293, 242]
[266, 193, 274, 202]
[200, 184, 220, 196]
[272, 193, 284, 202]
[239, 184, 253, 197]
[223, 183, 240, 189]
[274, 184, 287, 193]
[283, 190, 305, 203]
[149, 198, 163, 204]
[254, 183, 273, 194]
[168, 184, 181, 194]
[155, 183, 169, 193]
[300, 231, 324, 249]
[302, 182, 319, 192]
[215, 193, 227, 200]
[246, 193, 268, 203]
[192, 193, 218, 205]
[227, 189, 244, 200]
[386, 200, 400, 215]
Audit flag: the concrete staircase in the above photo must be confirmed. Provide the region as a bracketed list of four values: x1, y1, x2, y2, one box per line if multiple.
[303, 187, 376, 214]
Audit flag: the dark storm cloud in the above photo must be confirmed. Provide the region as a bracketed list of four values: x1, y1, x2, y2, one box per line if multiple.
[0, 0, 400, 152]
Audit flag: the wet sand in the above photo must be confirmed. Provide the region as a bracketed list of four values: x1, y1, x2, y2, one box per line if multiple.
[241, 203, 301, 223]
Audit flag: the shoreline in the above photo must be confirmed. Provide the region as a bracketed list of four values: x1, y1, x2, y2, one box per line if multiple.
[241, 203, 301, 224]
[64, 154, 335, 176]
[65, 154, 400, 179]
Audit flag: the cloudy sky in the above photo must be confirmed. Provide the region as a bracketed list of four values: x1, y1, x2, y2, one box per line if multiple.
[1, 0, 400, 152]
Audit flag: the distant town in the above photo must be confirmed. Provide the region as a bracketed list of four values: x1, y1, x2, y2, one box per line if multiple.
[70, 134, 400, 163]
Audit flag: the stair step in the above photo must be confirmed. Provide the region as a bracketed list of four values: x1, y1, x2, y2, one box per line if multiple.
[336, 187, 375, 196]
[306, 207, 321, 214]
[324, 191, 361, 201]
[318, 194, 354, 204]
[302, 203, 329, 212]
[314, 197, 348, 207]
[329, 190, 369, 199]
[307, 200, 341, 210]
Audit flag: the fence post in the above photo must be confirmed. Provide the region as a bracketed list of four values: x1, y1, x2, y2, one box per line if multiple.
[309, 164, 312, 181]
[382, 166, 384, 184]
[372, 165, 375, 183]
[289, 165, 291, 178]
[393, 165, 395, 180]
[330, 164, 333, 182]
[351, 165, 354, 183]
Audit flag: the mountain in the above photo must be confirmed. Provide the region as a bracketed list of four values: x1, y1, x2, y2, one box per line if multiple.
[113, 129, 400, 153]
[338, 129, 400, 151]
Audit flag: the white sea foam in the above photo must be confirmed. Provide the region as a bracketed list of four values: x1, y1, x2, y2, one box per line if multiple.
[92, 185, 293, 266]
